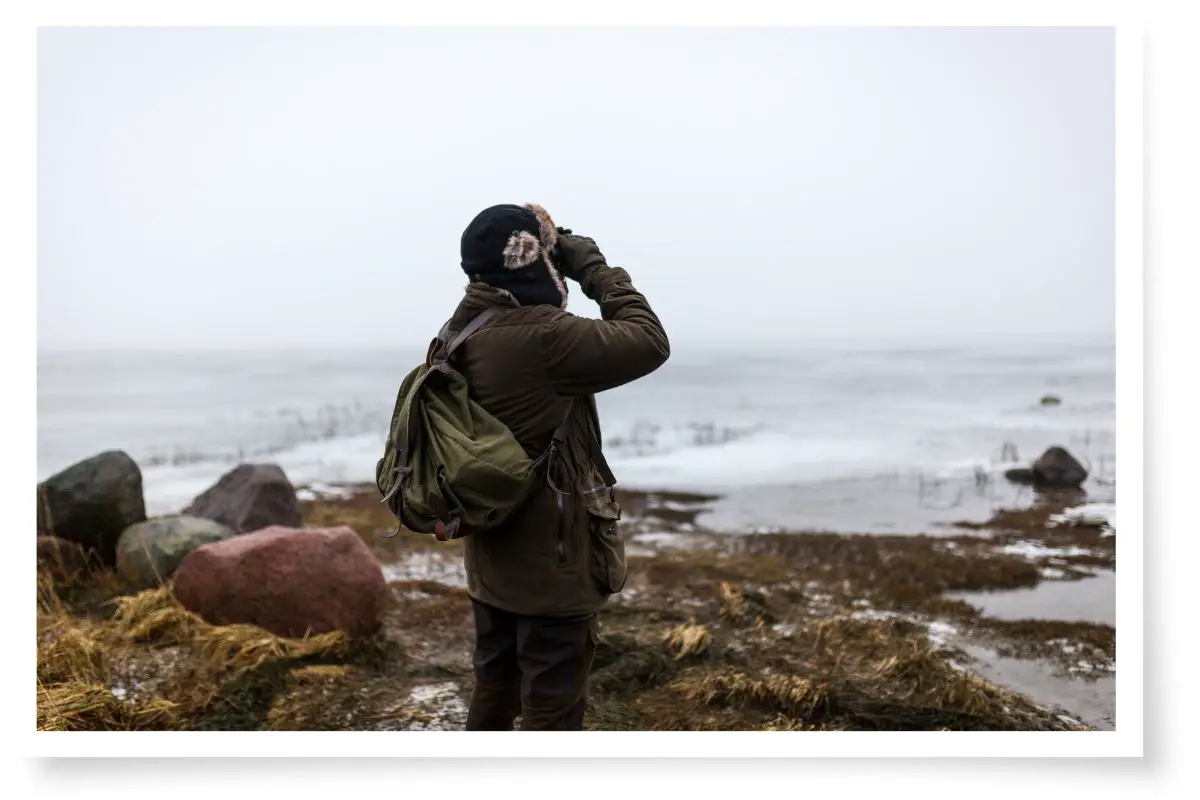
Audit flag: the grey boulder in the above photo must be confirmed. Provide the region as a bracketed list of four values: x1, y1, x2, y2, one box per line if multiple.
[116, 515, 236, 588]
[184, 464, 302, 534]
[37, 450, 146, 565]
[1004, 446, 1088, 490]
[1032, 446, 1088, 489]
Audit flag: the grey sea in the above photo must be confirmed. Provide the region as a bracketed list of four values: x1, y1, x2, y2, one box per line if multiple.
[38, 342, 1116, 529]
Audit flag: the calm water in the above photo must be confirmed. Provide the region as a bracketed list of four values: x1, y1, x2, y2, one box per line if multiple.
[947, 570, 1116, 627]
[38, 343, 1116, 530]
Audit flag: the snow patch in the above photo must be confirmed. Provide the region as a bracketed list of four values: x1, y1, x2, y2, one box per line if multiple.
[849, 609, 906, 623]
[381, 551, 467, 588]
[661, 500, 708, 514]
[1049, 503, 1116, 536]
[628, 531, 716, 551]
[296, 481, 356, 502]
[392, 682, 468, 731]
[998, 541, 1093, 560]
[926, 621, 958, 646]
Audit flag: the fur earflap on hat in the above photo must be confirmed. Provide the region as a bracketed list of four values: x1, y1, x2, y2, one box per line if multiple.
[523, 203, 558, 255]
[502, 230, 541, 269]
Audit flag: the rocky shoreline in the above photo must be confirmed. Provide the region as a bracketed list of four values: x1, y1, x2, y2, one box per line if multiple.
[37, 468, 1116, 731]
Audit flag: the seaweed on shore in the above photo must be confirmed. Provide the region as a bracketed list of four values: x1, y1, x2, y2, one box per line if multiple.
[35, 490, 1109, 732]
[587, 610, 1086, 731]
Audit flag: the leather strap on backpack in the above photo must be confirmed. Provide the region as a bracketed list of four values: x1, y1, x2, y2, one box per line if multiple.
[431, 308, 498, 369]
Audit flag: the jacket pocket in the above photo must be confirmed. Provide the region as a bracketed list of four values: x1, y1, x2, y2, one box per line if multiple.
[582, 482, 626, 595]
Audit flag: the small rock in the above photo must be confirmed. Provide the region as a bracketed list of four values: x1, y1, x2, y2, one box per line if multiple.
[37, 451, 146, 564]
[1040, 395, 1063, 407]
[173, 525, 387, 638]
[1032, 446, 1088, 489]
[116, 515, 235, 589]
[184, 464, 302, 534]
[1004, 467, 1037, 485]
[36, 536, 92, 581]
[1003, 446, 1088, 490]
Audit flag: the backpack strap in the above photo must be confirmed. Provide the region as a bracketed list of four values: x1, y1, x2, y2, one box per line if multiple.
[534, 401, 574, 468]
[537, 403, 572, 498]
[550, 405, 573, 446]
[534, 399, 617, 490]
[432, 308, 498, 368]
[590, 438, 618, 488]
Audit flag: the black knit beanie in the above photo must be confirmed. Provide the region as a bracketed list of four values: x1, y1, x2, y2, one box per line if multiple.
[460, 203, 568, 309]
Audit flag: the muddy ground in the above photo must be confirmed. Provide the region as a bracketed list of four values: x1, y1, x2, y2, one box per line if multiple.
[36, 485, 1115, 732]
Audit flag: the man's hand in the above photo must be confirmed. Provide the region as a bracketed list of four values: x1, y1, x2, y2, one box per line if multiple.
[553, 228, 608, 284]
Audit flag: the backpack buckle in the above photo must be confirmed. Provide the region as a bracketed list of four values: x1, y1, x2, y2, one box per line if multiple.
[378, 465, 412, 505]
[434, 518, 462, 541]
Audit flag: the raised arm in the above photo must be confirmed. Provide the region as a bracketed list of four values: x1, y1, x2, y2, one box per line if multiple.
[540, 233, 670, 397]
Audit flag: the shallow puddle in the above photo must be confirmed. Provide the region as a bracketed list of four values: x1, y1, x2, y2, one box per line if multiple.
[946, 569, 1115, 626]
[958, 643, 1115, 730]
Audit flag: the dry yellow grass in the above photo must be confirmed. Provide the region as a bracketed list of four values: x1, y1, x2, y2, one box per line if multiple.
[289, 664, 348, 683]
[718, 581, 749, 623]
[37, 682, 177, 731]
[674, 670, 829, 718]
[111, 586, 198, 642]
[105, 586, 349, 673]
[662, 623, 711, 660]
[195, 624, 348, 674]
[37, 583, 357, 731]
[37, 623, 110, 686]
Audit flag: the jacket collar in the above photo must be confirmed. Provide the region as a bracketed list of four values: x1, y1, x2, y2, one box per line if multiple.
[442, 282, 522, 339]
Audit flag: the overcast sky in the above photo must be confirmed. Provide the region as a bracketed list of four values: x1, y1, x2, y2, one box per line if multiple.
[38, 27, 1114, 350]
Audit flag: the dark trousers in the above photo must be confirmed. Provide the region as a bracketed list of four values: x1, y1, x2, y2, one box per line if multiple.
[466, 599, 598, 731]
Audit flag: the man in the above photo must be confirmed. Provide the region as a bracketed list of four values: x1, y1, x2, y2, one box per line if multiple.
[444, 202, 670, 730]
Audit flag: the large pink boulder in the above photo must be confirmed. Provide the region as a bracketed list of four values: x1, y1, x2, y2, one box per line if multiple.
[172, 526, 388, 639]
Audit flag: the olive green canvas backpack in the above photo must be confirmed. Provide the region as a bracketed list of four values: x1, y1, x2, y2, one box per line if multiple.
[375, 309, 570, 541]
